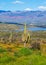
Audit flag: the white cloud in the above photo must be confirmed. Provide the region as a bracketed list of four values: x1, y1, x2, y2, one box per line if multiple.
[12, 1, 24, 4]
[24, 8, 33, 11]
[38, 6, 46, 10]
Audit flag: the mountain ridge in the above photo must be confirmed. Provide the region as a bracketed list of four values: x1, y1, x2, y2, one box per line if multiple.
[0, 10, 46, 25]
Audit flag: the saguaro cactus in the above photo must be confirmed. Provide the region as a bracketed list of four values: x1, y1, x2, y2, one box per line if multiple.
[0, 37, 4, 43]
[9, 31, 13, 43]
[22, 23, 30, 47]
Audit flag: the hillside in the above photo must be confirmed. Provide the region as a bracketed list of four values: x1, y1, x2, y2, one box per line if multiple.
[0, 24, 19, 31]
[0, 10, 46, 25]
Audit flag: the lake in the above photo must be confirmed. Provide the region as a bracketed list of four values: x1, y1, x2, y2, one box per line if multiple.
[19, 27, 46, 31]
[0, 27, 46, 32]
[28, 27, 46, 31]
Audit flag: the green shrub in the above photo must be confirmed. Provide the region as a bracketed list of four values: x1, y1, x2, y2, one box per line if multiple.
[14, 48, 33, 58]
[0, 47, 6, 53]
[19, 48, 32, 56]
[0, 56, 15, 63]
[14, 51, 21, 57]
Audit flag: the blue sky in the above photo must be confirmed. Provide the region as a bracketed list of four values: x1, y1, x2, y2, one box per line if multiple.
[0, 0, 46, 11]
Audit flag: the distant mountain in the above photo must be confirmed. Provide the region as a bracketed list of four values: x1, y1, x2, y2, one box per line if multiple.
[0, 10, 46, 25]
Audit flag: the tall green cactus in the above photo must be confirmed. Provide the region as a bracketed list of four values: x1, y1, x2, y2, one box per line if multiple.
[9, 31, 13, 43]
[22, 23, 31, 47]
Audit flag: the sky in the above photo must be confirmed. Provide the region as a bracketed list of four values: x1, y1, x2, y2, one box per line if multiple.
[0, 0, 46, 11]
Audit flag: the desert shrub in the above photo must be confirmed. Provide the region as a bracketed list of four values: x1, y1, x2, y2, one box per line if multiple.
[7, 47, 12, 52]
[31, 41, 40, 50]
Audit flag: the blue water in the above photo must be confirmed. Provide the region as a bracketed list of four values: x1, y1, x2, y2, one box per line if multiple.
[19, 27, 46, 31]
[0, 27, 46, 32]
[28, 27, 46, 31]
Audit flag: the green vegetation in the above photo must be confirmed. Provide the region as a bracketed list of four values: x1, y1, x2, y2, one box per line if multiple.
[14, 48, 33, 57]
[0, 47, 6, 53]
[0, 47, 46, 65]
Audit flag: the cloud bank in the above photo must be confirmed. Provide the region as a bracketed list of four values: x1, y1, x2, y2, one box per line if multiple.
[38, 6, 46, 10]
[24, 8, 33, 11]
[12, 1, 24, 4]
